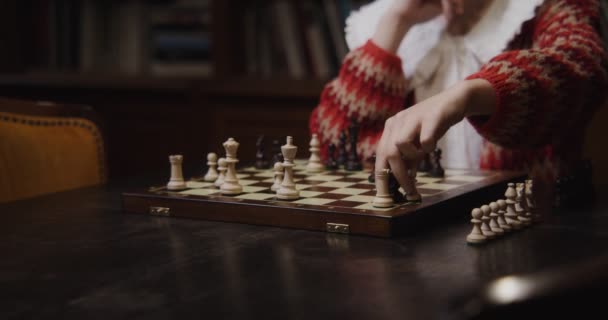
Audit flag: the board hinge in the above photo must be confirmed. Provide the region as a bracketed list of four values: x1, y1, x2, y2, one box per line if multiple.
[149, 206, 171, 217]
[326, 223, 349, 234]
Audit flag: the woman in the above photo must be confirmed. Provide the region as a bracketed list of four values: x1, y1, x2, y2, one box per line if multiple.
[309, 0, 608, 200]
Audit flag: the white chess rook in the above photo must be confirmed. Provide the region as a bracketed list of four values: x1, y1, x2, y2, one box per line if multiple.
[203, 152, 219, 182]
[372, 169, 394, 208]
[220, 138, 243, 195]
[167, 155, 187, 190]
[466, 208, 487, 244]
[306, 133, 324, 173]
[214, 157, 227, 187]
[271, 162, 284, 192]
[277, 136, 300, 200]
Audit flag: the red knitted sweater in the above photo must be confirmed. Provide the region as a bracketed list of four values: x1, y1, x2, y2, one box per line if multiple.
[309, 0, 608, 179]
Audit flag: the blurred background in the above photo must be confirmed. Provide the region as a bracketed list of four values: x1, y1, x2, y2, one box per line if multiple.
[0, 0, 606, 186]
[0, 0, 371, 180]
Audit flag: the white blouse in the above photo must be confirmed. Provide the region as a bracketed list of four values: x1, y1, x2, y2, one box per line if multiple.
[344, 0, 545, 169]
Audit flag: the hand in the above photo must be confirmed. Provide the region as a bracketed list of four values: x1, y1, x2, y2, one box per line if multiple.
[374, 79, 495, 194]
[373, 0, 465, 53]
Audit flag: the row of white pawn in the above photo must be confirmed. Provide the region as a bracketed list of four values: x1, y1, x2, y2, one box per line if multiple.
[466, 180, 539, 245]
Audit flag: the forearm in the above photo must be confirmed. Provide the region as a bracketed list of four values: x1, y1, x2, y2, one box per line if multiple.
[371, 11, 412, 54]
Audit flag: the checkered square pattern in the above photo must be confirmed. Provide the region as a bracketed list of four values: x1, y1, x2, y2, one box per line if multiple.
[172, 160, 498, 213]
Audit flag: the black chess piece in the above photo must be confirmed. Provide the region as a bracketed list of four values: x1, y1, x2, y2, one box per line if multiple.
[271, 139, 283, 165]
[345, 119, 363, 171]
[417, 152, 432, 172]
[337, 130, 347, 167]
[428, 148, 445, 178]
[368, 154, 376, 183]
[255, 135, 270, 169]
[325, 143, 339, 170]
[388, 173, 405, 203]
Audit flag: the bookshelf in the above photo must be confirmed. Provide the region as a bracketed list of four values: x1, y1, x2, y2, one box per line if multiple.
[0, 0, 370, 179]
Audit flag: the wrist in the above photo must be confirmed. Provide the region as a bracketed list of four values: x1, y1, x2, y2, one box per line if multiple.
[463, 79, 496, 117]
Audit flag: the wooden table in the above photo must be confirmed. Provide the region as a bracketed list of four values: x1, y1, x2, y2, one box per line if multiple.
[2, 180, 608, 319]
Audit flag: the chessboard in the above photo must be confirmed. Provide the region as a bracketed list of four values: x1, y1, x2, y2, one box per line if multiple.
[122, 159, 525, 237]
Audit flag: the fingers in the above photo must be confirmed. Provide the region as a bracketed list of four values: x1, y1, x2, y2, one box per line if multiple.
[441, 0, 454, 22]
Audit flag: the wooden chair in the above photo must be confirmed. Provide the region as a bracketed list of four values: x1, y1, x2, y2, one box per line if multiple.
[0, 98, 106, 203]
[584, 99, 608, 187]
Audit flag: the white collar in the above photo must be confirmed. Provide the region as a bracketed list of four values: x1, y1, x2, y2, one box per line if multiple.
[345, 0, 545, 80]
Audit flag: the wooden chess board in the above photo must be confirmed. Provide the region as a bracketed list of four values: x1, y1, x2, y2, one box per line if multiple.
[122, 160, 525, 237]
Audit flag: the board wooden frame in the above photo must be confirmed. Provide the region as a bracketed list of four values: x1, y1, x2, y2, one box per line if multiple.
[122, 170, 525, 237]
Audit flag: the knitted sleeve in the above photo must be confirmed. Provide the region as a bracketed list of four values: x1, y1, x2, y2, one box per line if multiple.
[309, 40, 409, 161]
[466, 0, 608, 149]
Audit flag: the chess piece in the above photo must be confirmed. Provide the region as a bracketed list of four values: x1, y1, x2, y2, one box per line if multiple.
[372, 169, 394, 208]
[480, 203, 496, 239]
[526, 179, 541, 222]
[306, 133, 324, 172]
[277, 136, 300, 200]
[388, 173, 406, 203]
[428, 148, 445, 178]
[325, 143, 339, 170]
[271, 162, 284, 192]
[491, 201, 512, 233]
[417, 152, 432, 172]
[203, 152, 219, 182]
[504, 183, 523, 230]
[220, 138, 243, 195]
[214, 157, 227, 187]
[345, 119, 363, 171]
[515, 183, 532, 226]
[484, 204, 504, 236]
[466, 208, 487, 244]
[337, 130, 347, 167]
[271, 139, 283, 166]
[368, 154, 376, 183]
[255, 135, 270, 169]
[521, 181, 534, 223]
[167, 155, 187, 190]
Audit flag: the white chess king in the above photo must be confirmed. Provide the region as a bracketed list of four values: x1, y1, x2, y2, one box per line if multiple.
[220, 138, 243, 195]
[277, 136, 300, 200]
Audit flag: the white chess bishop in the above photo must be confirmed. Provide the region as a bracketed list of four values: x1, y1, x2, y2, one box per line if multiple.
[277, 136, 300, 200]
[167, 155, 187, 190]
[220, 138, 243, 195]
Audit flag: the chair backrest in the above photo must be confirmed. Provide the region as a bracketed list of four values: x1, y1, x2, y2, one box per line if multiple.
[0, 98, 106, 203]
[584, 99, 608, 187]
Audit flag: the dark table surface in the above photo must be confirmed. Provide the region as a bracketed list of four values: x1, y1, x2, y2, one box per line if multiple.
[2, 181, 608, 320]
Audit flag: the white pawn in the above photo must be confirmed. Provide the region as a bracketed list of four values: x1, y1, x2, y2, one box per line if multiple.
[203, 152, 219, 182]
[214, 157, 227, 187]
[306, 133, 324, 173]
[515, 183, 532, 226]
[167, 155, 187, 190]
[277, 136, 300, 200]
[522, 180, 535, 223]
[480, 204, 496, 239]
[271, 162, 284, 191]
[466, 208, 487, 244]
[504, 183, 523, 230]
[491, 201, 512, 233]
[484, 204, 504, 237]
[220, 138, 243, 195]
